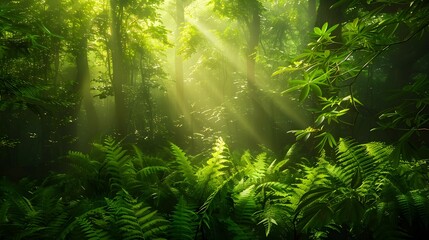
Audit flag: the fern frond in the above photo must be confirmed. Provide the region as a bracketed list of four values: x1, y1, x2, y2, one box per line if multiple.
[248, 153, 268, 181]
[224, 218, 257, 240]
[78, 217, 110, 240]
[169, 196, 198, 240]
[256, 181, 289, 192]
[58, 206, 107, 240]
[267, 159, 288, 174]
[132, 145, 148, 168]
[233, 185, 257, 225]
[292, 164, 330, 204]
[170, 143, 197, 187]
[198, 170, 241, 215]
[106, 190, 168, 240]
[337, 139, 393, 188]
[137, 166, 169, 179]
[97, 137, 139, 194]
[256, 202, 293, 237]
[396, 190, 429, 226]
[196, 137, 231, 197]
[0, 200, 9, 224]
[67, 150, 100, 176]
[298, 201, 334, 232]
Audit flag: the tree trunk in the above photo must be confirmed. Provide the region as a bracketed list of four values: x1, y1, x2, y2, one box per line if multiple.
[174, 0, 191, 146]
[139, 53, 154, 140]
[76, 35, 99, 149]
[110, 0, 128, 136]
[246, 3, 272, 148]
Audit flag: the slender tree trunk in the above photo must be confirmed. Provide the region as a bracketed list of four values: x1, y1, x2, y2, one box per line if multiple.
[174, 0, 191, 145]
[139, 53, 154, 139]
[308, 0, 317, 27]
[246, 3, 272, 147]
[110, 0, 128, 136]
[76, 35, 99, 149]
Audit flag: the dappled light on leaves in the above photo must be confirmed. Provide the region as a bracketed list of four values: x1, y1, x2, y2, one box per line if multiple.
[1, 0, 429, 239]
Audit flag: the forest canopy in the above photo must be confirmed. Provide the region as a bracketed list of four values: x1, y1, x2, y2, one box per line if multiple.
[1, 0, 429, 239]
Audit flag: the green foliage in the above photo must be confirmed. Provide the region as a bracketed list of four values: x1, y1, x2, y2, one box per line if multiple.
[2, 1, 429, 239]
[275, 0, 429, 155]
[209, 0, 263, 21]
[0, 180, 71, 239]
[169, 196, 198, 240]
[105, 190, 169, 240]
[170, 142, 198, 188]
[195, 137, 232, 197]
[2, 135, 429, 239]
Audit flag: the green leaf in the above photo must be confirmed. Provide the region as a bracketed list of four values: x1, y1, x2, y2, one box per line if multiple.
[324, 50, 330, 58]
[335, 197, 364, 225]
[299, 85, 310, 102]
[326, 24, 339, 34]
[281, 84, 305, 95]
[326, 133, 337, 148]
[314, 115, 325, 126]
[300, 202, 334, 231]
[350, 168, 362, 189]
[314, 27, 322, 35]
[310, 84, 322, 97]
[272, 67, 298, 76]
[295, 187, 333, 218]
[321, 23, 328, 33]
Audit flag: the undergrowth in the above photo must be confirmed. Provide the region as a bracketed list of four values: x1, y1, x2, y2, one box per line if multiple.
[1, 136, 428, 239]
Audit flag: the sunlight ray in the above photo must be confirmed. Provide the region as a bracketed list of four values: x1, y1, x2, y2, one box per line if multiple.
[186, 17, 246, 74]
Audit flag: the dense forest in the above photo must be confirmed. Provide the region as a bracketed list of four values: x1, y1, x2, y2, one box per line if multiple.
[1, 0, 429, 239]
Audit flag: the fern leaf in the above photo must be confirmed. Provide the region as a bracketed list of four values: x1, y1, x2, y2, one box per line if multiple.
[58, 206, 107, 240]
[199, 170, 241, 215]
[67, 150, 100, 177]
[137, 166, 169, 179]
[169, 196, 197, 240]
[78, 217, 110, 240]
[170, 143, 197, 187]
[196, 137, 232, 197]
[106, 190, 168, 240]
[294, 187, 334, 219]
[256, 202, 293, 237]
[256, 207, 278, 237]
[234, 185, 257, 225]
[224, 218, 256, 240]
[337, 139, 394, 191]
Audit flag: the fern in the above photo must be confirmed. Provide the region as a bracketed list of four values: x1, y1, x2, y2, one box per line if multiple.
[292, 163, 330, 204]
[242, 152, 268, 181]
[96, 137, 139, 194]
[169, 196, 198, 240]
[58, 204, 107, 240]
[0, 76, 56, 112]
[197, 170, 242, 237]
[336, 139, 393, 189]
[170, 143, 197, 187]
[198, 170, 240, 215]
[106, 190, 169, 240]
[196, 137, 231, 198]
[395, 190, 429, 227]
[224, 218, 257, 240]
[137, 166, 169, 179]
[67, 150, 100, 177]
[256, 202, 293, 237]
[233, 185, 257, 225]
[0, 181, 73, 240]
[77, 217, 111, 240]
